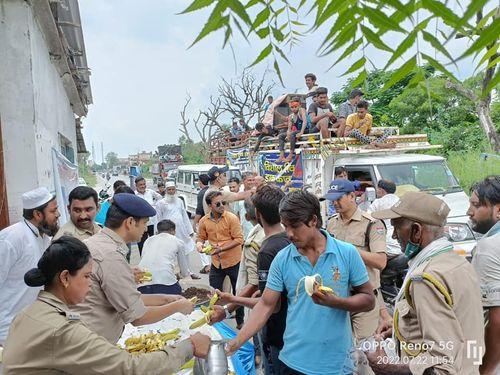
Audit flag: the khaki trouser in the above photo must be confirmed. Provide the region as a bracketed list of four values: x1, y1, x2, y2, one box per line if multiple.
[351, 291, 380, 341]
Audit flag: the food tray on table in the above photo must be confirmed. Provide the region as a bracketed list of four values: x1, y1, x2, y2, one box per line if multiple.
[118, 310, 237, 374]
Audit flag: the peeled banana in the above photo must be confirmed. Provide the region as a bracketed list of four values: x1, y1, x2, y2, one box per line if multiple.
[294, 274, 337, 303]
[202, 244, 213, 254]
[123, 329, 181, 353]
[139, 269, 153, 284]
[188, 293, 218, 329]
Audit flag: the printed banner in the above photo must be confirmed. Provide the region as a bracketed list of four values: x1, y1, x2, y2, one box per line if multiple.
[226, 146, 249, 166]
[52, 148, 78, 226]
[258, 151, 304, 190]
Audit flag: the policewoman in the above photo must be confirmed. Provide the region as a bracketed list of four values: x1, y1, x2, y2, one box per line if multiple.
[1, 236, 210, 374]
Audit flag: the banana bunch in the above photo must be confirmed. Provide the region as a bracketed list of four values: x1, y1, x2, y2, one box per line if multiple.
[123, 328, 181, 353]
[139, 269, 152, 284]
[201, 244, 213, 255]
[189, 293, 218, 329]
[294, 274, 336, 303]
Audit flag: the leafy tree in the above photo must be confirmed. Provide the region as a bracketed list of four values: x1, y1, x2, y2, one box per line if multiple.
[179, 136, 205, 164]
[181, 0, 500, 151]
[105, 152, 119, 168]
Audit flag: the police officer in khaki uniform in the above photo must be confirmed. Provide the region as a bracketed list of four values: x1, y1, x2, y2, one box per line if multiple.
[2, 236, 210, 374]
[324, 179, 387, 341]
[71, 193, 194, 344]
[367, 192, 484, 375]
[53, 186, 101, 242]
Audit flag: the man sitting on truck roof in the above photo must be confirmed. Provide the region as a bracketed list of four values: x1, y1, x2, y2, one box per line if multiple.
[344, 100, 396, 149]
[308, 87, 337, 140]
[252, 122, 277, 153]
[336, 88, 364, 137]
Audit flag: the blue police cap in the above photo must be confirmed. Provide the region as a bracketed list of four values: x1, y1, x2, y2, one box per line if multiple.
[113, 193, 156, 217]
[207, 166, 229, 182]
[320, 179, 356, 201]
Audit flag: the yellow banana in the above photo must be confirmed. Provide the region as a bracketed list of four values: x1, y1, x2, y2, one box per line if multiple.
[202, 244, 213, 254]
[189, 296, 198, 304]
[209, 293, 218, 307]
[180, 358, 195, 370]
[189, 316, 208, 329]
[318, 285, 334, 294]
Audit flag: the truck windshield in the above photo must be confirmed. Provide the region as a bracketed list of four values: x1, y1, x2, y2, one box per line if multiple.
[378, 161, 462, 195]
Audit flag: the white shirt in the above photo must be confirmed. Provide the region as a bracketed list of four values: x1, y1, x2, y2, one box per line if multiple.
[0, 220, 51, 343]
[472, 222, 500, 308]
[305, 84, 318, 111]
[136, 189, 162, 226]
[156, 196, 194, 253]
[369, 194, 402, 256]
[138, 233, 190, 286]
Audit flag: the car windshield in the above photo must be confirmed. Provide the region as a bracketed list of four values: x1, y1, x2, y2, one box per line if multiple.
[378, 161, 462, 195]
[227, 169, 242, 181]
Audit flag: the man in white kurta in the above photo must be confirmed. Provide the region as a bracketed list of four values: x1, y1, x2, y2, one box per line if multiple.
[0, 187, 60, 344]
[156, 182, 200, 279]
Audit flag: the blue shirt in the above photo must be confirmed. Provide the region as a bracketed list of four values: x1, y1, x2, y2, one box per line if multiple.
[266, 230, 369, 374]
[95, 200, 111, 226]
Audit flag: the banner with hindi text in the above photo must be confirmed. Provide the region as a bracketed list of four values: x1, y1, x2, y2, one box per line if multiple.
[258, 151, 304, 190]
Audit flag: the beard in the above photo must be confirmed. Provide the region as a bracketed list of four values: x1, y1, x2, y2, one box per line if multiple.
[165, 194, 177, 203]
[39, 217, 59, 237]
[470, 217, 496, 235]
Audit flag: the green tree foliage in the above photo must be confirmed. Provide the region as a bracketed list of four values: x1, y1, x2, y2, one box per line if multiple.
[105, 152, 119, 168]
[181, 0, 500, 150]
[179, 136, 205, 164]
[331, 69, 498, 154]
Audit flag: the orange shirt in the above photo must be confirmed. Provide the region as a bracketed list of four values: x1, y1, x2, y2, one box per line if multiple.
[197, 211, 243, 269]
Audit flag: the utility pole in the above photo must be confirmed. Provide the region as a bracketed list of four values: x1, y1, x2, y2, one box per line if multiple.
[101, 142, 104, 167]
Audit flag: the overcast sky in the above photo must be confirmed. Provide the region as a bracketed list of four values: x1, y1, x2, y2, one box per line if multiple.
[79, 0, 479, 159]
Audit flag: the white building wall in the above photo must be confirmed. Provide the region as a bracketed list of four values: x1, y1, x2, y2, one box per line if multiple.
[0, 1, 77, 223]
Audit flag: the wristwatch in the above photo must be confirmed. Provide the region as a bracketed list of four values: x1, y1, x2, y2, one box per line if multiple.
[223, 305, 232, 319]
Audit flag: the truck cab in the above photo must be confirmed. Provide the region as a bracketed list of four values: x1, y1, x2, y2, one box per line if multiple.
[323, 154, 476, 257]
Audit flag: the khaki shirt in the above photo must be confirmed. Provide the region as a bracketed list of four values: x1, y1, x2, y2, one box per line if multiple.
[53, 220, 101, 242]
[395, 251, 484, 375]
[3, 291, 193, 374]
[197, 211, 243, 269]
[243, 224, 266, 286]
[71, 228, 147, 343]
[327, 208, 386, 289]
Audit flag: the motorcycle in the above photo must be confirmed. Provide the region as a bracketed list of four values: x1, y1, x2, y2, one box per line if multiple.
[380, 253, 408, 314]
[98, 184, 111, 204]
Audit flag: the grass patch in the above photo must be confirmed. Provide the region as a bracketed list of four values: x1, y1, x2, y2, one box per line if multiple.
[79, 167, 97, 188]
[446, 150, 500, 192]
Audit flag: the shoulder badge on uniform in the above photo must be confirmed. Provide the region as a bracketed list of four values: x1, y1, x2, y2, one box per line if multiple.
[66, 312, 81, 321]
[360, 211, 376, 222]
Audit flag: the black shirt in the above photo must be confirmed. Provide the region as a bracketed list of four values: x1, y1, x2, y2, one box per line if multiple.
[257, 232, 291, 349]
[196, 186, 209, 216]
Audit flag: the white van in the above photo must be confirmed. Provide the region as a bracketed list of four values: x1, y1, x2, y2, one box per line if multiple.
[176, 164, 242, 215]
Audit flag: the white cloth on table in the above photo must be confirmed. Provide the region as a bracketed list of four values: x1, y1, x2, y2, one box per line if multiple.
[0, 220, 51, 344]
[138, 233, 190, 286]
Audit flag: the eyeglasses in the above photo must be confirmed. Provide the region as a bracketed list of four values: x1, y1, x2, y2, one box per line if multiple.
[215, 201, 227, 207]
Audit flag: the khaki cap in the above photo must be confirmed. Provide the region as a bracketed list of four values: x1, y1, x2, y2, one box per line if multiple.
[372, 191, 450, 226]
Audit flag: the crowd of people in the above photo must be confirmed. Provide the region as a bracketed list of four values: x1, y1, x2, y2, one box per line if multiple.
[0, 167, 499, 374]
[247, 73, 397, 161]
